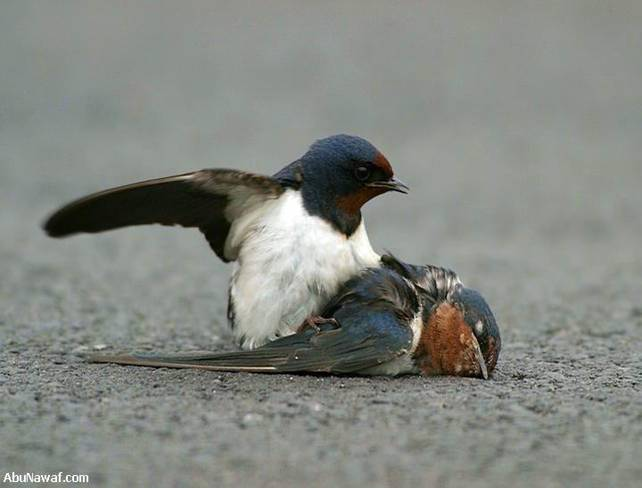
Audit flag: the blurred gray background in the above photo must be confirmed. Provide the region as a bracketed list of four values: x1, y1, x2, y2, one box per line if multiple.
[1, 2, 641, 487]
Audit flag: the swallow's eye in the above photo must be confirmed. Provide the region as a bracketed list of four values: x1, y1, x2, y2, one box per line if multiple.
[474, 320, 485, 335]
[354, 165, 371, 182]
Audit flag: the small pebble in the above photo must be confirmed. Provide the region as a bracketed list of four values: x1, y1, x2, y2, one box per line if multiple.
[241, 413, 264, 426]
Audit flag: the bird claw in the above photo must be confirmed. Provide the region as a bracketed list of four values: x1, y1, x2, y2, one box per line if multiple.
[298, 316, 339, 334]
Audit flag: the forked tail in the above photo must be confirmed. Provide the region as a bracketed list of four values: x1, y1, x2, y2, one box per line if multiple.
[88, 350, 285, 373]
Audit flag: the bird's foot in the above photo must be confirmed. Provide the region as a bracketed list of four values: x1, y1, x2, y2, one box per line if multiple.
[297, 316, 339, 334]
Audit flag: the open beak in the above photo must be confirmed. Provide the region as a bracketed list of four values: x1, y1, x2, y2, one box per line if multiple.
[367, 177, 409, 194]
[469, 334, 489, 380]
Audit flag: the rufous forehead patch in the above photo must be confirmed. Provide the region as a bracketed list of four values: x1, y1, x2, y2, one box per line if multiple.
[373, 151, 393, 178]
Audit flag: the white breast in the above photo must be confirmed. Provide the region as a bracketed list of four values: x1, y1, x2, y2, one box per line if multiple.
[227, 190, 380, 349]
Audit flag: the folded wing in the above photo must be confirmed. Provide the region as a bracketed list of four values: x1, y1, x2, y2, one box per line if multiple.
[43, 169, 284, 261]
[90, 307, 414, 374]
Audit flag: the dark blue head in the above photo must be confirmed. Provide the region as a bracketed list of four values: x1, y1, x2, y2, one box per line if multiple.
[447, 285, 501, 376]
[277, 135, 408, 235]
[305, 135, 380, 166]
[418, 285, 501, 379]
[302, 135, 406, 194]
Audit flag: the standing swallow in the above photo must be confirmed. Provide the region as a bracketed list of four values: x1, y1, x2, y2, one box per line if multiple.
[42, 135, 408, 349]
[89, 256, 501, 378]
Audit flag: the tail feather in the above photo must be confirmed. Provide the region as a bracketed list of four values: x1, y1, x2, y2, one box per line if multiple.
[88, 350, 283, 373]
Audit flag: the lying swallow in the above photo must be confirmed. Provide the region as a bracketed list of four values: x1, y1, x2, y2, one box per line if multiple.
[43, 135, 407, 349]
[90, 256, 501, 378]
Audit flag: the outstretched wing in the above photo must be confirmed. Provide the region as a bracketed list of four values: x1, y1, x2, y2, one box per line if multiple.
[43, 169, 284, 261]
[90, 308, 414, 375]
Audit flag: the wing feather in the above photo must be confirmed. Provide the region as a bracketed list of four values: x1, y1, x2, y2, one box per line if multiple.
[43, 169, 284, 261]
[89, 310, 414, 375]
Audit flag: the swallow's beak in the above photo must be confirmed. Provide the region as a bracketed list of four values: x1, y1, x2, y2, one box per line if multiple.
[367, 177, 409, 194]
[469, 334, 489, 380]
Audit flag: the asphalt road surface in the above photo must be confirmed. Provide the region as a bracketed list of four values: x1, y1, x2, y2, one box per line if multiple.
[1, 3, 641, 487]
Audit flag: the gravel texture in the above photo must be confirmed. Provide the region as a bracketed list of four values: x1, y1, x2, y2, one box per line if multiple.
[1, 2, 641, 487]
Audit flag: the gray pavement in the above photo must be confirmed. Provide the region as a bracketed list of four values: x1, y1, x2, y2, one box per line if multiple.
[1, 2, 641, 487]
